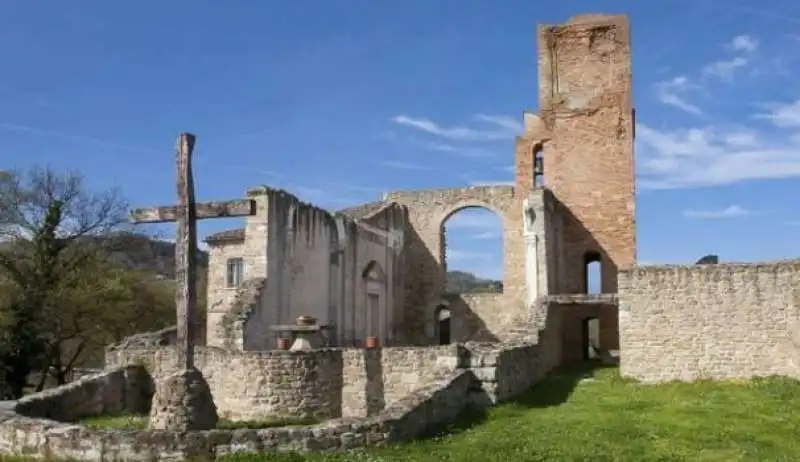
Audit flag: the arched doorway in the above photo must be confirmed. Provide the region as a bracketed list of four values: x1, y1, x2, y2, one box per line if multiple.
[584, 251, 602, 294]
[581, 317, 600, 360]
[435, 305, 451, 345]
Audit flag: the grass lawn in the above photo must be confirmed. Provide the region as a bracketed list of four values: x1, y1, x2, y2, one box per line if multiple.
[5, 364, 800, 461]
[222, 363, 800, 462]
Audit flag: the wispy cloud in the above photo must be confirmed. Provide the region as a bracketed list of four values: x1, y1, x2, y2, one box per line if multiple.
[640, 32, 800, 189]
[702, 56, 748, 80]
[390, 114, 522, 141]
[756, 100, 800, 127]
[730, 34, 759, 53]
[654, 76, 703, 115]
[378, 160, 434, 171]
[637, 99, 800, 189]
[682, 205, 751, 219]
[653, 34, 761, 115]
[703, 34, 758, 80]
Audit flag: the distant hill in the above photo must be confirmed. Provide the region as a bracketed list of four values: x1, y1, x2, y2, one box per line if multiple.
[8, 232, 498, 293]
[446, 270, 503, 294]
[105, 234, 501, 293]
[97, 232, 209, 278]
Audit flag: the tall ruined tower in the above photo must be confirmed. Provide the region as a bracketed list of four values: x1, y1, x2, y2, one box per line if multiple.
[517, 14, 636, 293]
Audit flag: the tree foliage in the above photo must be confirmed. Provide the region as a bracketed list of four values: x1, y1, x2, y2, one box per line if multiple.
[0, 166, 177, 397]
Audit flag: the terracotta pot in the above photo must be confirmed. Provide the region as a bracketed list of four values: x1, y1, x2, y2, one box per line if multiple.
[277, 338, 291, 350]
[365, 336, 379, 349]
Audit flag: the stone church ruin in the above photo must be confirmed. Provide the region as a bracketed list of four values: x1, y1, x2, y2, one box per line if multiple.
[2, 13, 799, 461]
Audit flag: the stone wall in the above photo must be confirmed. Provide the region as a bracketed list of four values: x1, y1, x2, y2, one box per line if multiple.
[204, 186, 406, 349]
[107, 346, 344, 420]
[1, 339, 548, 460]
[341, 345, 462, 417]
[619, 261, 800, 383]
[13, 366, 152, 422]
[0, 369, 475, 461]
[206, 238, 247, 348]
[384, 186, 530, 344]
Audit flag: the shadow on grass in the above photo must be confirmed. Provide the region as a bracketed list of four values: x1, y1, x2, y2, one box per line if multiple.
[509, 360, 617, 409]
[416, 361, 615, 442]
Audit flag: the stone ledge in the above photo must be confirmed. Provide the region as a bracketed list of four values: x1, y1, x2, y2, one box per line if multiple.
[544, 293, 619, 305]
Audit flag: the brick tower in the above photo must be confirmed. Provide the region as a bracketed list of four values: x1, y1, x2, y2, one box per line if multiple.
[517, 14, 636, 293]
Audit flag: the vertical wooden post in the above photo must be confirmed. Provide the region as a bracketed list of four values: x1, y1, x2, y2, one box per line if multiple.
[175, 132, 198, 370]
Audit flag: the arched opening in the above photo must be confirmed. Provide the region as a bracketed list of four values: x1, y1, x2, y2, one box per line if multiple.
[362, 261, 384, 343]
[584, 251, 602, 294]
[582, 317, 600, 360]
[435, 305, 451, 345]
[441, 207, 503, 295]
[533, 143, 544, 188]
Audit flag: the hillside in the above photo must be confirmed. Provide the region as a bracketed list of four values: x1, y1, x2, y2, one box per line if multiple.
[103, 233, 500, 293]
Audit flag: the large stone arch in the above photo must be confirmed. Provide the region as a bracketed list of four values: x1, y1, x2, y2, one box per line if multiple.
[437, 201, 506, 279]
[383, 186, 525, 343]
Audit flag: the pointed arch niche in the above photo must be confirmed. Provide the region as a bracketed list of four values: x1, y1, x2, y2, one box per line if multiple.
[362, 261, 385, 342]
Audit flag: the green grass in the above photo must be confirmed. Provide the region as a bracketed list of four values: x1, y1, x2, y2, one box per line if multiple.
[81, 414, 317, 430]
[220, 363, 800, 462]
[5, 364, 800, 461]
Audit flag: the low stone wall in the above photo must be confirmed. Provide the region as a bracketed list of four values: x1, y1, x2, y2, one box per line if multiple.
[0, 338, 548, 460]
[13, 366, 152, 422]
[341, 345, 462, 417]
[107, 346, 343, 420]
[0, 369, 474, 461]
[464, 341, 552, 406]
[619, 261, 800, 383]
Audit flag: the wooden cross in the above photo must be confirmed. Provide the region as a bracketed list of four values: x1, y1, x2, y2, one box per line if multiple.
[130, 133, 257, 370]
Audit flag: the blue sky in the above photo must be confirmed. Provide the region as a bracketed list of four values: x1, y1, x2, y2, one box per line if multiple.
[2, 0, 799, 281]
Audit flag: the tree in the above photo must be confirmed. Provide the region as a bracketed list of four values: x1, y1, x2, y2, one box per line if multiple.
[0, 166, 128, 398]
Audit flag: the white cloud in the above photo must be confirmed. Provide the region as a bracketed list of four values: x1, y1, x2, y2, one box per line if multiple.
[756, 100, 800, 127]
[730, 35, 759, 53]
[636, 117, 800, 189]
[391, 114, 522, 141]
[654, 35, 760, 114]
[641, 34, 800, 190]
[378, 160, 433, 171]
[702, 56, 748, 80]
[701, 35, 758, 81]
[654, 76, 703, 115]
[682, 205, 750, 219]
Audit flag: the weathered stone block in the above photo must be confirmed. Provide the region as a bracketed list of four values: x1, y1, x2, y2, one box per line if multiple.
[148, 367, 218, 431]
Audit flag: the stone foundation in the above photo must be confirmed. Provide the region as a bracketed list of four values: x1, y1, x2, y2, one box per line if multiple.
[107, 346, 345, 420]
[0, 340, 552, 460]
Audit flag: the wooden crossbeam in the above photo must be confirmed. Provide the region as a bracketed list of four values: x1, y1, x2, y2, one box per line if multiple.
[129, 199, 256, 224]
[128, 132, 260, 370]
